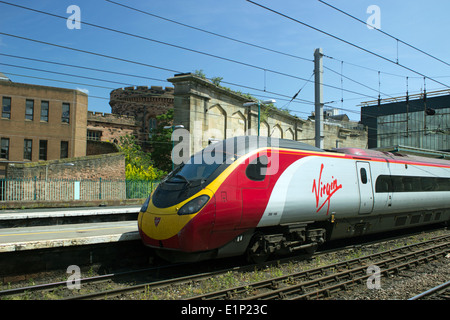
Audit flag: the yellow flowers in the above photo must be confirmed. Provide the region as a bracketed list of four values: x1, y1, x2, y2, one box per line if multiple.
[125, 163, 160, 181]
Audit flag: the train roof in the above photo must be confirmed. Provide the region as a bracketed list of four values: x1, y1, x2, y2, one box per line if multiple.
[205, 136, 325, 157]
[334, 147, 450, 166]
[205, 137, 450, 167]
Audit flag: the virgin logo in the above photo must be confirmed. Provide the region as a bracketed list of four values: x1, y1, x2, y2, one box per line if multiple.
[312, 164, 342, 215]
[154, 217, 161, 227]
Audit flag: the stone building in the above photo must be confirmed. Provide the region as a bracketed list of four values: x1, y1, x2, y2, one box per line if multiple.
[167, 73, 367, 156]
[0, 78, 88, 177]
[109, 85, 174, 145]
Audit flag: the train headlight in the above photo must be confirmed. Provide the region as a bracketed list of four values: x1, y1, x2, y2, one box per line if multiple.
[140, 195, 151, 213]
[178, 195, 210, 215]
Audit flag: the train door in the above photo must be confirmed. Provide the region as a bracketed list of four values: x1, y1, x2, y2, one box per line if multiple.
[356, 161, 374, 214]
[240, 154, 271, 229]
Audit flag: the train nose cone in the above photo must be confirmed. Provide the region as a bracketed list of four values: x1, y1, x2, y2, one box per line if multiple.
[140, 206, 193, 241]
[138, 189, 215, 251]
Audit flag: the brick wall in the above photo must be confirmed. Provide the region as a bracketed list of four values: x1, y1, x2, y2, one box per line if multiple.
[87, 111, 138, 144]
[6, 153, 125, 180]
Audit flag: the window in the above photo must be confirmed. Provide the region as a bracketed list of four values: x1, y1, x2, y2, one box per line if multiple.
[62, 103, 70, 123]
[149, 118, 157, 130]
[2, 97, 11, 119]
[87, 130, 102, 141]
[40, 101, 49, 122]
[360, 168, 368, 184]
[39, 140, 47, 160]
[23, 139, 32, 160]
[0, 138, 9, 159]
[148, 117, 157, 138]
[246, 155, 268, 181]
[375, 175, 450, 193]
[60, 141, 69, 158]
[25, 100, 34, 120]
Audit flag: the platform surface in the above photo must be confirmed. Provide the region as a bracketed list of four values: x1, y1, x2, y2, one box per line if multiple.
[0, 221, 139, 252]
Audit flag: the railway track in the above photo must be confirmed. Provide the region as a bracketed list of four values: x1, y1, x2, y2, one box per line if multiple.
[1, 231, 448, 300]
[408, 280, 450, 300]
[187, 234, 450, 300]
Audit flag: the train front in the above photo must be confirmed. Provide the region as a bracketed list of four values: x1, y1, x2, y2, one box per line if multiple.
[138, 141, 234, 262]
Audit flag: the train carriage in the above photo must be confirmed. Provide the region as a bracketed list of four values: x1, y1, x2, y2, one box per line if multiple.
[138, 136, 450, 262]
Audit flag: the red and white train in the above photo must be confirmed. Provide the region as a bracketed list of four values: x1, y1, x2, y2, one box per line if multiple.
[138, 136, 450, 262]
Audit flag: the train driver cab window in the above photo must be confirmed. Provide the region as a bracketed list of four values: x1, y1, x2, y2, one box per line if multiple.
[360, 168, 368, 184]
[246, 155, 268, 181]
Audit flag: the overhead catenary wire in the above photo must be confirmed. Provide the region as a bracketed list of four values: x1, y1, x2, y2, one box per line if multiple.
[7, 65, 447, 151]
[245, 0, 450, 89]
[0, 1, 442, 140]
[1, 42, 437, 135]
[3, 69, 432, 145]
[0, 31, 381, 102]
[104, 0, 313, 63]
[0, 1, 312, 85]
[317, 0, 450, 69]
[0, 1, 391, 101]
[1, 48, 438, 132]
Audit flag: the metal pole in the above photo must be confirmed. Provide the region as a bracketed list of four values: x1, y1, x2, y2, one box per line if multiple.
[258, 102, 261, 136]
[314, 48, 324, 149]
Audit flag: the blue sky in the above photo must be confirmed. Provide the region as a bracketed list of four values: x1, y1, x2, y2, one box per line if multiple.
[1, 0, 450, 122]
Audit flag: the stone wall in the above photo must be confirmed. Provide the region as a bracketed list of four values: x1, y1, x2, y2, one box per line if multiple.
[109, 86, 174, 143]
[167, 73, 368, 155]
[86, 140, 119, 156]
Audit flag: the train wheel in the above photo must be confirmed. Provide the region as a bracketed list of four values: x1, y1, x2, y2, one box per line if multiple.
[246, 232, 270, 264]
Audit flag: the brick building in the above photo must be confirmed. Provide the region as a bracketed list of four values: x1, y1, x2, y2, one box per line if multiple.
[86, 111, 138, 144]
[0, 78, 88, 177]
[109, 85, 174, 146]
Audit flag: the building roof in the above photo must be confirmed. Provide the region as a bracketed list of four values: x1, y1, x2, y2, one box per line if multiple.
[0, 72, 11, 82]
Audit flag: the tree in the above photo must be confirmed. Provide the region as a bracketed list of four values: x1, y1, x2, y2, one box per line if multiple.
[118, 134, 166, 180]
[147, 109, 174, 173]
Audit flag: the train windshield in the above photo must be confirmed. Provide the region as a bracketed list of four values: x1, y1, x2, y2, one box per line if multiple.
[167, 148, 234, 184]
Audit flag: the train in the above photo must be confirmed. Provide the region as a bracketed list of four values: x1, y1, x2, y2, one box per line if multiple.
[138, 136, 450, 263]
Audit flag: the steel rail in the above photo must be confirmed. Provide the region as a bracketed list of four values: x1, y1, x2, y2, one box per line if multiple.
[187, 234, 450, 300]
[0, 262, 189, 299]
[408, 280, 450, 300]
[249, 242, 450, 300]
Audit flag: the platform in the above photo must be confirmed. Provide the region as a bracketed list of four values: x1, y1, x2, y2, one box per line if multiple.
[0, 220, 140, 252]
[0, 206, 141, 227]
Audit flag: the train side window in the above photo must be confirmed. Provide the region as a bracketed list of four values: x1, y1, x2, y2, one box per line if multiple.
[376, 175, 450, 193]
[246, 155, 268, 181]
[360, 168, 368, 184]
[375, 176, 392, 193]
